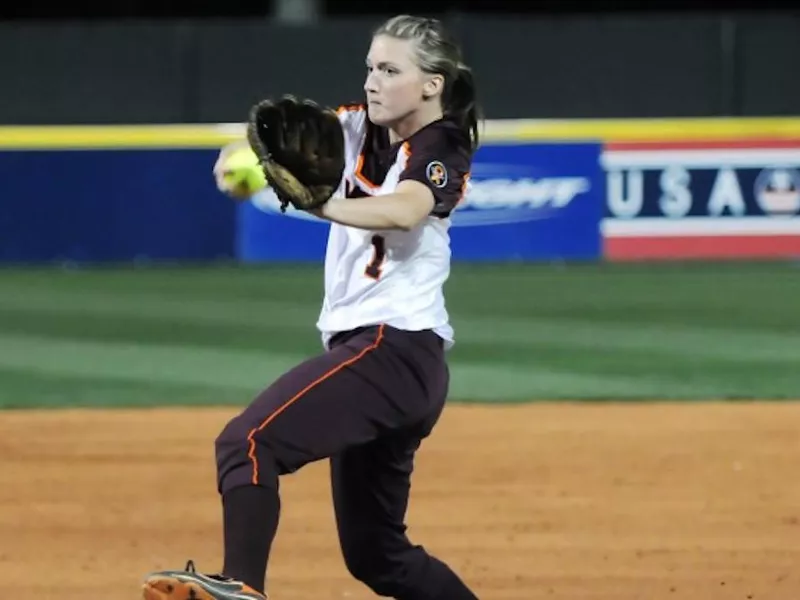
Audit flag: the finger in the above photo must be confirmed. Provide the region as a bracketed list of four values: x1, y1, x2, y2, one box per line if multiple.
[251, 100, 285, 151]
[297, 100, 321, 156]
[278, 96, 302, 153]
[319, 109, 344, 158]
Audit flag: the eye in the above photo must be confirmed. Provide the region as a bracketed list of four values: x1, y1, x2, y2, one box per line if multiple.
[383, 66, 399, 76]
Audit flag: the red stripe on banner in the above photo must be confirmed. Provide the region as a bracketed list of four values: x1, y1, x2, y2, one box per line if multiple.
[605, 139, 800, 151]
[605, 235, 800, 261]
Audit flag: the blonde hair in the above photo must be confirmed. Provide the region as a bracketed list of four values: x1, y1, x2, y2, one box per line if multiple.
[374, 15, 481, 151]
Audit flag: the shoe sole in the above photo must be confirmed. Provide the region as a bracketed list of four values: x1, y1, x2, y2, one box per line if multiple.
[142, 576, 219, 600]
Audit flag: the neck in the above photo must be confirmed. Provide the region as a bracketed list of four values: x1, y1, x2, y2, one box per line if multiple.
[388, 106, 444, 144]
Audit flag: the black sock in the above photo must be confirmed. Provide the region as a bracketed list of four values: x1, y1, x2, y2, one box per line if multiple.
[221, 484, 280, 594]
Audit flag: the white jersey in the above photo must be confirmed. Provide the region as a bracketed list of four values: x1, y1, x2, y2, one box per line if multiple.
[315, 104, 472, 350]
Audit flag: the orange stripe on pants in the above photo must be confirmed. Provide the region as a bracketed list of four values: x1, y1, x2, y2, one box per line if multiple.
[245, 324, 385, 485]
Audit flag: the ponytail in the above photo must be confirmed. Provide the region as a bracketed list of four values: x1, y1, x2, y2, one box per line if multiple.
[445, 64, 481, 152]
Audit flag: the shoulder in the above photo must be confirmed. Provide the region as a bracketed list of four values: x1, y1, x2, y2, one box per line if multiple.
[402, 119, 472, 179]
[335, 102, 367, 130]
[399, 119, 473, 217]
[336, 102, 366, 116]
[403, 119, 473, 180]
[407, 119, 472, 157]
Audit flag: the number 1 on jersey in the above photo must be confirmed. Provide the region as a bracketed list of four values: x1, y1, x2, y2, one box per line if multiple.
[365, 235, 386, 280]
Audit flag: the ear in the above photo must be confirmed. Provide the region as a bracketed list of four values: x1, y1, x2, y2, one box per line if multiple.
[422, 73, 445, 100]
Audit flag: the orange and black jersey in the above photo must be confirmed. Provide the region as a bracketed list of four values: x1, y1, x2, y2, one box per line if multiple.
[339, 104, 472, 218]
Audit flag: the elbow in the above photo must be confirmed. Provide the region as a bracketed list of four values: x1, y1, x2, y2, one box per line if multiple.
[384, 191, 434, 231]
[394, 220, 416, 232]
[393, 215, 424, 232]
[385, 187, 435, 231]
[391, 206, 431, 231]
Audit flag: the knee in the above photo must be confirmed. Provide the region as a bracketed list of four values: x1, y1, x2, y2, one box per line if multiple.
[214, 413, 248, 462]
[214, 414, 248, 488]
[214, 413, 279, 493]
[340, 533, 409, 597]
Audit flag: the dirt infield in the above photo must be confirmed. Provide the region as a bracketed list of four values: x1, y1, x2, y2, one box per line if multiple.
[2, 401, 799, 600]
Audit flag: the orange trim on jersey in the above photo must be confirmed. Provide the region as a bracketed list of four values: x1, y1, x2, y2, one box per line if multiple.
[335, 103, 381, 191]
[245, 324, 386, 485]
[456, 171, 471, 207]
[352, 107, 402, 192]
[336, 103, 365, 115]
[357, 140, 412, 194]
[400, 141, 412, 165]
[354, 153, 381, 191]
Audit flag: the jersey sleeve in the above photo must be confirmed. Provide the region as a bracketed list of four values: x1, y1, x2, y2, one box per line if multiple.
[398, 126, 472, 217]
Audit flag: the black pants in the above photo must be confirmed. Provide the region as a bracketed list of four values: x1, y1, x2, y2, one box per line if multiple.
[215, 324, 463, 599]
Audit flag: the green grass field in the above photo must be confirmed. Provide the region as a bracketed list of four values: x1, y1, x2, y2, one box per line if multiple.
[0, 261, 798, 408]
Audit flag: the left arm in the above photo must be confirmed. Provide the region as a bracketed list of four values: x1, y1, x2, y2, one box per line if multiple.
[311, 180, 435, 231]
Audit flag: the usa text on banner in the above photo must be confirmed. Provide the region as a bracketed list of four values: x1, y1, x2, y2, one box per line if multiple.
[601, 139, 800, 260]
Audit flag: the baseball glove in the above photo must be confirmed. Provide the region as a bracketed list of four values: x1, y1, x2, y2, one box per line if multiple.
[246, 95, 345, 213]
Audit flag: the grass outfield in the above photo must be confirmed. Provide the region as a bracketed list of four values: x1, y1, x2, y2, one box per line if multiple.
[0, 261, 797, 408]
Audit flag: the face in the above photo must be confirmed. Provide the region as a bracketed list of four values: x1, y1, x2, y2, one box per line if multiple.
[364, 35, 440, 127]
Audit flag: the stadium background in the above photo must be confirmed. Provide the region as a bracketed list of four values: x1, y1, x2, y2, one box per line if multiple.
[1, 2, 799, 599]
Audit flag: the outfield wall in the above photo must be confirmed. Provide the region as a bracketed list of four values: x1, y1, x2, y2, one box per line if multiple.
[1, 118, 799, 264]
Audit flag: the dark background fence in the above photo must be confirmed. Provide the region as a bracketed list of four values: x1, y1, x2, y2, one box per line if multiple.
[1, 9, 798, 125]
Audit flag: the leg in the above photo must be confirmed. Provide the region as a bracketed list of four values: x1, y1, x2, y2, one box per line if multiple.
[212, 328, 396, 592]
[333, 399, 479, 599]
[143, 325, 449, 599]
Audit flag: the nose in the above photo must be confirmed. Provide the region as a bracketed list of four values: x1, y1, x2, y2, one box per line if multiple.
[364, 71, 378, 94]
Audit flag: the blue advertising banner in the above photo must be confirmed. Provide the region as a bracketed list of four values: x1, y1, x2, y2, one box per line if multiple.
[450, 142, 603, 260]
[0, 149, 236, 263]
[236, 195, 330, 263]
[237, 142, 604, 262]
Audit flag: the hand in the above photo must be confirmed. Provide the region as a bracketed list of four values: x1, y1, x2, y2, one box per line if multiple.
[212, 140, 252, 200]
[246, 95, 345, 212]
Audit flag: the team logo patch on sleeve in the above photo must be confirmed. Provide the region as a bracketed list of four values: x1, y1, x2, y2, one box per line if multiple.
[426, 161, 448, 188]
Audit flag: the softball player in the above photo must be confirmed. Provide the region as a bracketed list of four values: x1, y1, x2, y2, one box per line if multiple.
[143, 14, 480, 600]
